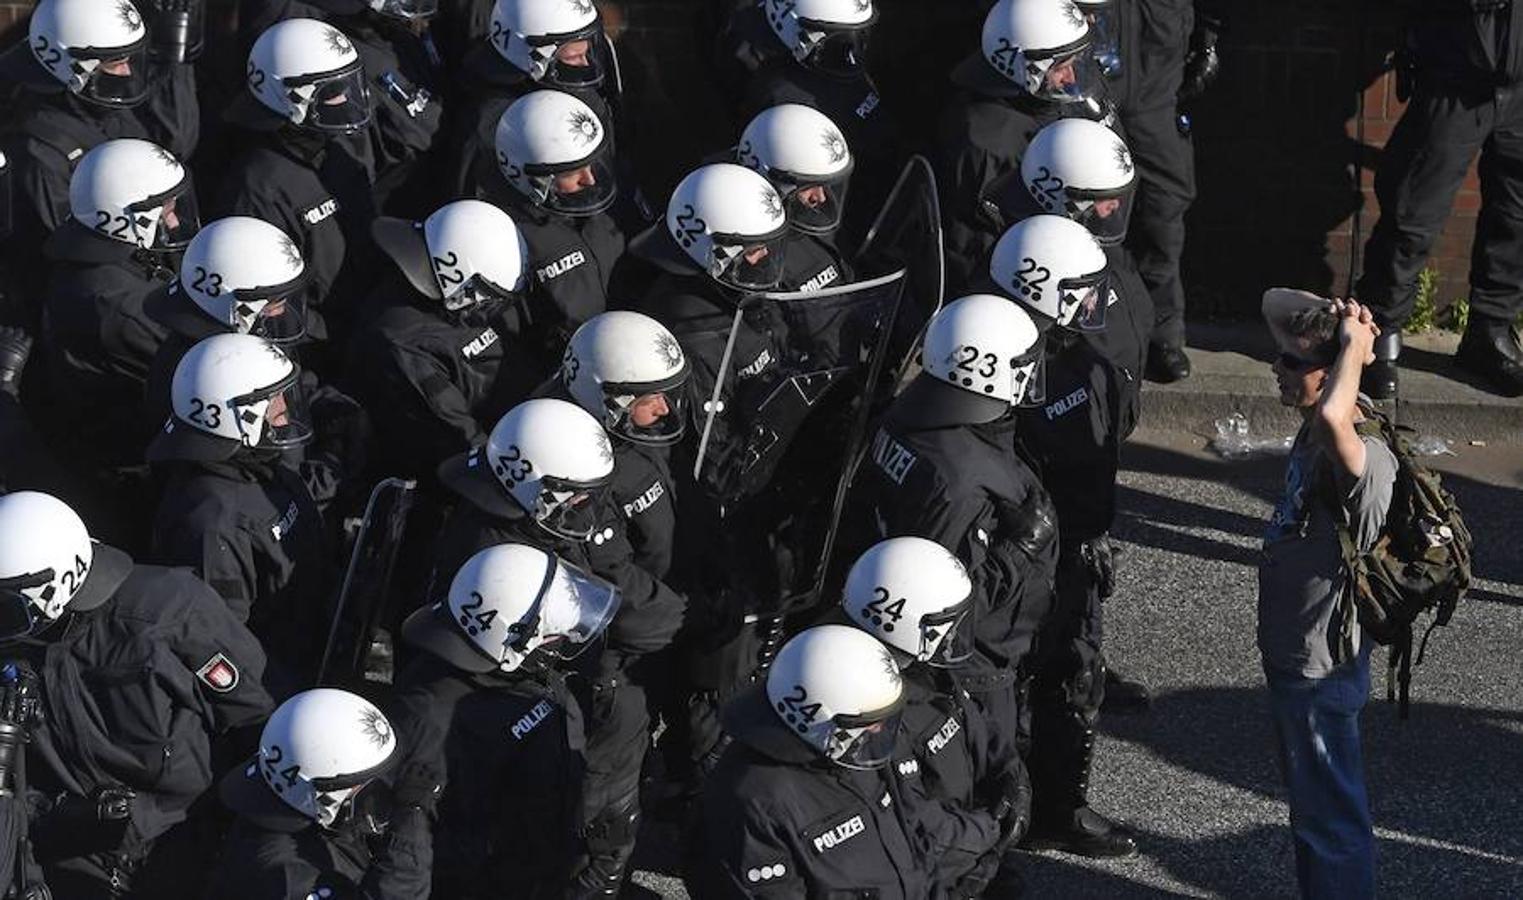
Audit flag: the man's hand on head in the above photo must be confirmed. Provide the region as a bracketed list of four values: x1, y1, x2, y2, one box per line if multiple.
[1331, 298, 1379, 366]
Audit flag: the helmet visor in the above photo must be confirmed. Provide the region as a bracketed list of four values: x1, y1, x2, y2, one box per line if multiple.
[716, 233, 788, 290]
[541, 155, 618, 217]
[540, 28, 609, 89]
[1011, 343, 1047, 406]
[535, 476, 614, 541]
[1034, 47, 1105, 105]
[1070, 187, 1134, 246]
[780, 174, 851, 235]
[609, 373, 689, 445]
[79, 39, 151, 107]
[297, 66, 372, 134]
[240, 290, 308, 345]
[919, 603, 974, 667]
[805, 28, 870, 78]
[1056, 271, 1109, 332]
[533, 556, 621, 660]
[373, 0, 439, 20]
[0, 572, 48, 641]
[131, 176, 201, 250]
[233, 369, 313, 449]
[827, 709, 903, 770]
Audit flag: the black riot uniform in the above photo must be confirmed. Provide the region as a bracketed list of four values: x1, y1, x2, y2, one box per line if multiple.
[39, 219, 172, 471]
[346, 269, 541, 477]
[1357, 1, 1523, 394]
[848, 374, 1058, 738]
[718, 5, 902, 248]
[1013, 324, 1134, 854]
[476, 167, 627, 353]
[149, 452, 334, 691]
[933, 50, 1112, 297]
[430, 450, 684, 895]
[694, 684, 934, 899]
[390, 637, 587, 898]
[209, 750, 434, 900]
[215, 121, 377, 336]
[779, 230, 852, 294]
[4, 553, 272, 897]
[0, 61, 199, 325]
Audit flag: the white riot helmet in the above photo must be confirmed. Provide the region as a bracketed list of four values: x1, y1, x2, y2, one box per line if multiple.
[252, 689, 398, 829]
[403, 542, 620, 674]
[1022, 118, 1135, 246]
[488, 0, 608, 88]
[665, 163, 788, 291]
[150, 333, 313, 461]
[69, 138, 199, 251]
[844, 537, 976, 667]
[0, 492, 129, 640]
[738, 104, 854, 235]
[922, 293, 1046, 407]
[27, 0, 150, 107]
[980, 0, 1102, 104]
[372, 199, 530, 312]
[480, 399, 615, 541]
[561, 311, 689, 446]
[765, 624, 904, 769]
[246, 18, 371, 134]
[990, 215, 1110, 331]
[762, 0, 877, 78]
[495, 89, 615, 216]
[174, 217, 307, 343]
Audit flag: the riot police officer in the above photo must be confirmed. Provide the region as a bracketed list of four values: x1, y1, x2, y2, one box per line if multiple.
[934, 0, 1114, 294]
[717, 0, 899, 244]
[1, 0, 199, 324]
[842, 537, 1031, 897]
[353, 198, 541, 475]
[479, 88, 627, 350]
[218, 17, 378, 333]
[148, 333, 334, 689]
[990, 215, 1136, 856]
[735, 103, 855, 293]
[395, 541, 619, 897]
[41, 138, 194, 475]
[431, 398, 684, 896]
[0, 490, 272, 897]
[695, 624, 933, 898]
[212, 688, 437, 899]
[845, 293, 1057, 773]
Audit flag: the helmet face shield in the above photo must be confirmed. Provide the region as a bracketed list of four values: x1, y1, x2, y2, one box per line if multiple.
[130, 177, 201, 250]
[239, 289, 308, 344]
[804, 27, 870, 78]
[0, 571, 50, 641]
[1010, 342, 1047, 406]
[1056, 271, 1109, 332]
[607, 374, 689, 445]
[291, 64, 372, 134]
[1087, 8, 1122, 77]
[715, 232, 788, 291]
[1069, 186, 1134, 246]
[78, 39, 151, 107]
[532, 557, 620, 661]
[539, 27, 609, 89]
[1033, 46, 1104, 105]
[779, 172, 852, 235]
[372, 0, 438, 21]
[826, 708, 903, 770]
[533, 475, 613, 541]
[231, 369, 313, 449]
[539, 154, 617, 217]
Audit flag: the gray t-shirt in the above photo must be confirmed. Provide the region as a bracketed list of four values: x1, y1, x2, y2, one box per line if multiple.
[1257, 426, 1397, 678]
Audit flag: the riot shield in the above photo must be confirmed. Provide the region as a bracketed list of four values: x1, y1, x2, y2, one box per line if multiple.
[317, 477, 417, 687]
[854, 154, 946, 386]
[692, 268, 907, 507]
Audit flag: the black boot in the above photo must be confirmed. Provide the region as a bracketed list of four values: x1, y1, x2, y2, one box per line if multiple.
[1101, 664, 1151, 713]
[569, 796, 642, 898]
[1455, 319, 1523, 397]
[1145, 342, 1191, 383]
[1023, 720, 1137, 858]
[1360, 332, 1400, 401]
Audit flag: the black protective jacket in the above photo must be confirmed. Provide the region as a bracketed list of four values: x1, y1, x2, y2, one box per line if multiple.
[151, 454, 333, 685]
[779, 230, 852, 294]
[348, 277, 541, 475]
[391, 653, 585, 898]
[694, 685, 933, 899]
[16, 563, 272, 867]
[848, 388, 1057, 684]
[40, 223, 172, 467]
[210, 806, 432, 900]
[1406, 0, 1523, 95]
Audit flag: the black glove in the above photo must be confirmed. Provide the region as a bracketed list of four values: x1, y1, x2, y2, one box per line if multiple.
[390, 760, 443, 818]
[1080, 534, 1116, 599]
[982, 762, 1033, 847]
[0, 327, 32, 399]
[33, 786, 137, 861]
[1178, 25, 1221, 102]
[996, 490, 1058, 563]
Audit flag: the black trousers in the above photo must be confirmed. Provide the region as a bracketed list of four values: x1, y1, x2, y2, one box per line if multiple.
[1359, 85, 1523, 329]
[1124, 102, 1196, 349]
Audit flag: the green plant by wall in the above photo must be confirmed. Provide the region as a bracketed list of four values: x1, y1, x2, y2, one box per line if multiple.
[1405, 267, 1439, 335]
[1445, 297, 1470, 334]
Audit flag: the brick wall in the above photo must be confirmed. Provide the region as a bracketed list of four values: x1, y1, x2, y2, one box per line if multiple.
[1, 0, 1485, 319]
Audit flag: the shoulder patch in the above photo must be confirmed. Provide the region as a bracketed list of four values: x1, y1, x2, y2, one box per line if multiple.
[745, 862, 788, 884]
[196, 652, 240, 693]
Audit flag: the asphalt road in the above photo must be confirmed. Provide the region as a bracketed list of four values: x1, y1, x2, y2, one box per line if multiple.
[630, 428, 1523, 898]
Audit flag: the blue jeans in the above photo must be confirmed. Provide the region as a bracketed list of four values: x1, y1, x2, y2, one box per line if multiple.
[1265, 649, 1375, 900]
